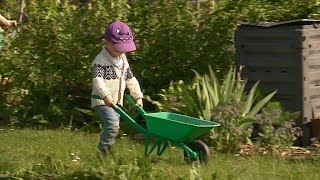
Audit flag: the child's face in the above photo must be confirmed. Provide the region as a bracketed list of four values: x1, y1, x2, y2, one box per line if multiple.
[106, 41, 124, 58]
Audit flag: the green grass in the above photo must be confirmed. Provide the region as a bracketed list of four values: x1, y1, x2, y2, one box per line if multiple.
[1, 128, 320, 180]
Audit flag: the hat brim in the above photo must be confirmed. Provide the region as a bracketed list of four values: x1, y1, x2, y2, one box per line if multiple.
[113, 41, 136, 53]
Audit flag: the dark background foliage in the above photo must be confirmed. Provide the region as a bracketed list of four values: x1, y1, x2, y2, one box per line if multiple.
[0, 0, 319, 128]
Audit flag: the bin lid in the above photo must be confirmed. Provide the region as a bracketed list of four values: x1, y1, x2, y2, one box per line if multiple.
[240, 19, 320, 27]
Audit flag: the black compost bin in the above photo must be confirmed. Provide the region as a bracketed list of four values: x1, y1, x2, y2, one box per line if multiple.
[235, 19, 320, 146]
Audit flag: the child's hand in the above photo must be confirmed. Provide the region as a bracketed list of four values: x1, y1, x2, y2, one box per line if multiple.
[135, 98, 143, 107]
[103, 95, 114, 107]
[5, 20, 17, 28]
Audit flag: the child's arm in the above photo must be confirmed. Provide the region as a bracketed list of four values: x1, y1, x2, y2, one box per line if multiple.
[121, 55, 143, 106]
[125, 67, 143, 106]
[0, 14, 17, 28]
[92, 63, 114, 106]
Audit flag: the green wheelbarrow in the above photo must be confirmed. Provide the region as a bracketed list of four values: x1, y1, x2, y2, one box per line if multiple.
[92, 94, 220, 164]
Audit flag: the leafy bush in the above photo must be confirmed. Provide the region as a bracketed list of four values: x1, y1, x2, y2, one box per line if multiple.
[1, 0, 130, 128]
[1, 0, 320, 129]
[152, 67, 246, 120]
[208, 101, 254, 153]
[208, 101, 302, 153]
[254, 102, 302, 152]
[154, 65, 303, 153]
[153, 66, 278, 153]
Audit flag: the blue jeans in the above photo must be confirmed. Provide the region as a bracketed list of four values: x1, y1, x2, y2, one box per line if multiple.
[94, 105, 120, 152]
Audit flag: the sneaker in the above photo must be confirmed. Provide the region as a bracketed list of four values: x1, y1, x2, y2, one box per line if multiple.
[97, 148, 108, 159]
[97, 146, 112, 159]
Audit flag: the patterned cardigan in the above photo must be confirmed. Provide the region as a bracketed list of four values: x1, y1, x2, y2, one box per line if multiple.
[91, 46, 143, 108]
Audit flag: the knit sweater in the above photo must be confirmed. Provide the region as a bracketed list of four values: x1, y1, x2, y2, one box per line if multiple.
[91, 46, 143, 108]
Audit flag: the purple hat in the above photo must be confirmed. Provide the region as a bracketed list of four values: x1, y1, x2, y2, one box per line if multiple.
[98, 21, 136, 52]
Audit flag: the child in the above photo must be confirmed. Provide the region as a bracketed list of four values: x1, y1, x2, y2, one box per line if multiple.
[91, 20, 143, 157]
[0, 14, 17, 28]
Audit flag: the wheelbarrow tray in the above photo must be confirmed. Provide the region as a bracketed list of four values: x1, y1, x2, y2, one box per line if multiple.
[143, 112, 220, 143]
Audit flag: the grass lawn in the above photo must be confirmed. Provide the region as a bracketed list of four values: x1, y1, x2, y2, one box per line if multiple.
[1, 127, 320, 179]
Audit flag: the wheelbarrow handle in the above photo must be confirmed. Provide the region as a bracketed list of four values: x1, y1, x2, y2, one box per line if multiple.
[91, 94, 117, 108]
[124, 94, 147, 115]
[91, 94, 148, 135]
[124, 94, 136, 106]
[91, 94, 101, 100]
[91, 94, 146, 115]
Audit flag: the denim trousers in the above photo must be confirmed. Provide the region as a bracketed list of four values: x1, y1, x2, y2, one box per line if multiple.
[94, 105, 120, 152]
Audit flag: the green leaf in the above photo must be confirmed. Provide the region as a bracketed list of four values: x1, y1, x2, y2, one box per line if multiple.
[75, 107, 95, 116]
[238, 122, 253, 131]
[241, 81, 259, 117]
[239, 117, 255, 124]
[245, 90, 278, 119]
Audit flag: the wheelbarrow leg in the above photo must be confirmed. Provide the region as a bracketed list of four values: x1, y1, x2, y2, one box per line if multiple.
[144, 137, 168, 157]
[178, 143, 198, 160]
[145, 137, 161, 157]
[181, 140, 211, 164]
[144, 136, 154, 157]
[157, 141, 168, 156]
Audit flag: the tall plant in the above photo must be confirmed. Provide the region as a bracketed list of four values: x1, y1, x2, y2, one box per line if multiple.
[153, 66, 277, 153]
[155, 66, 276, 121]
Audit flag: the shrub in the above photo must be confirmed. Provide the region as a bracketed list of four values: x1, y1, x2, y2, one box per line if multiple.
[254, 102, 302, 152]
[153, 66, 277, 153]
[1, 0, 320, 129]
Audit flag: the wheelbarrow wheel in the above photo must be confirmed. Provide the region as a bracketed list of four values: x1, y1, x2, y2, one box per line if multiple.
[183, 140, 210, 164]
